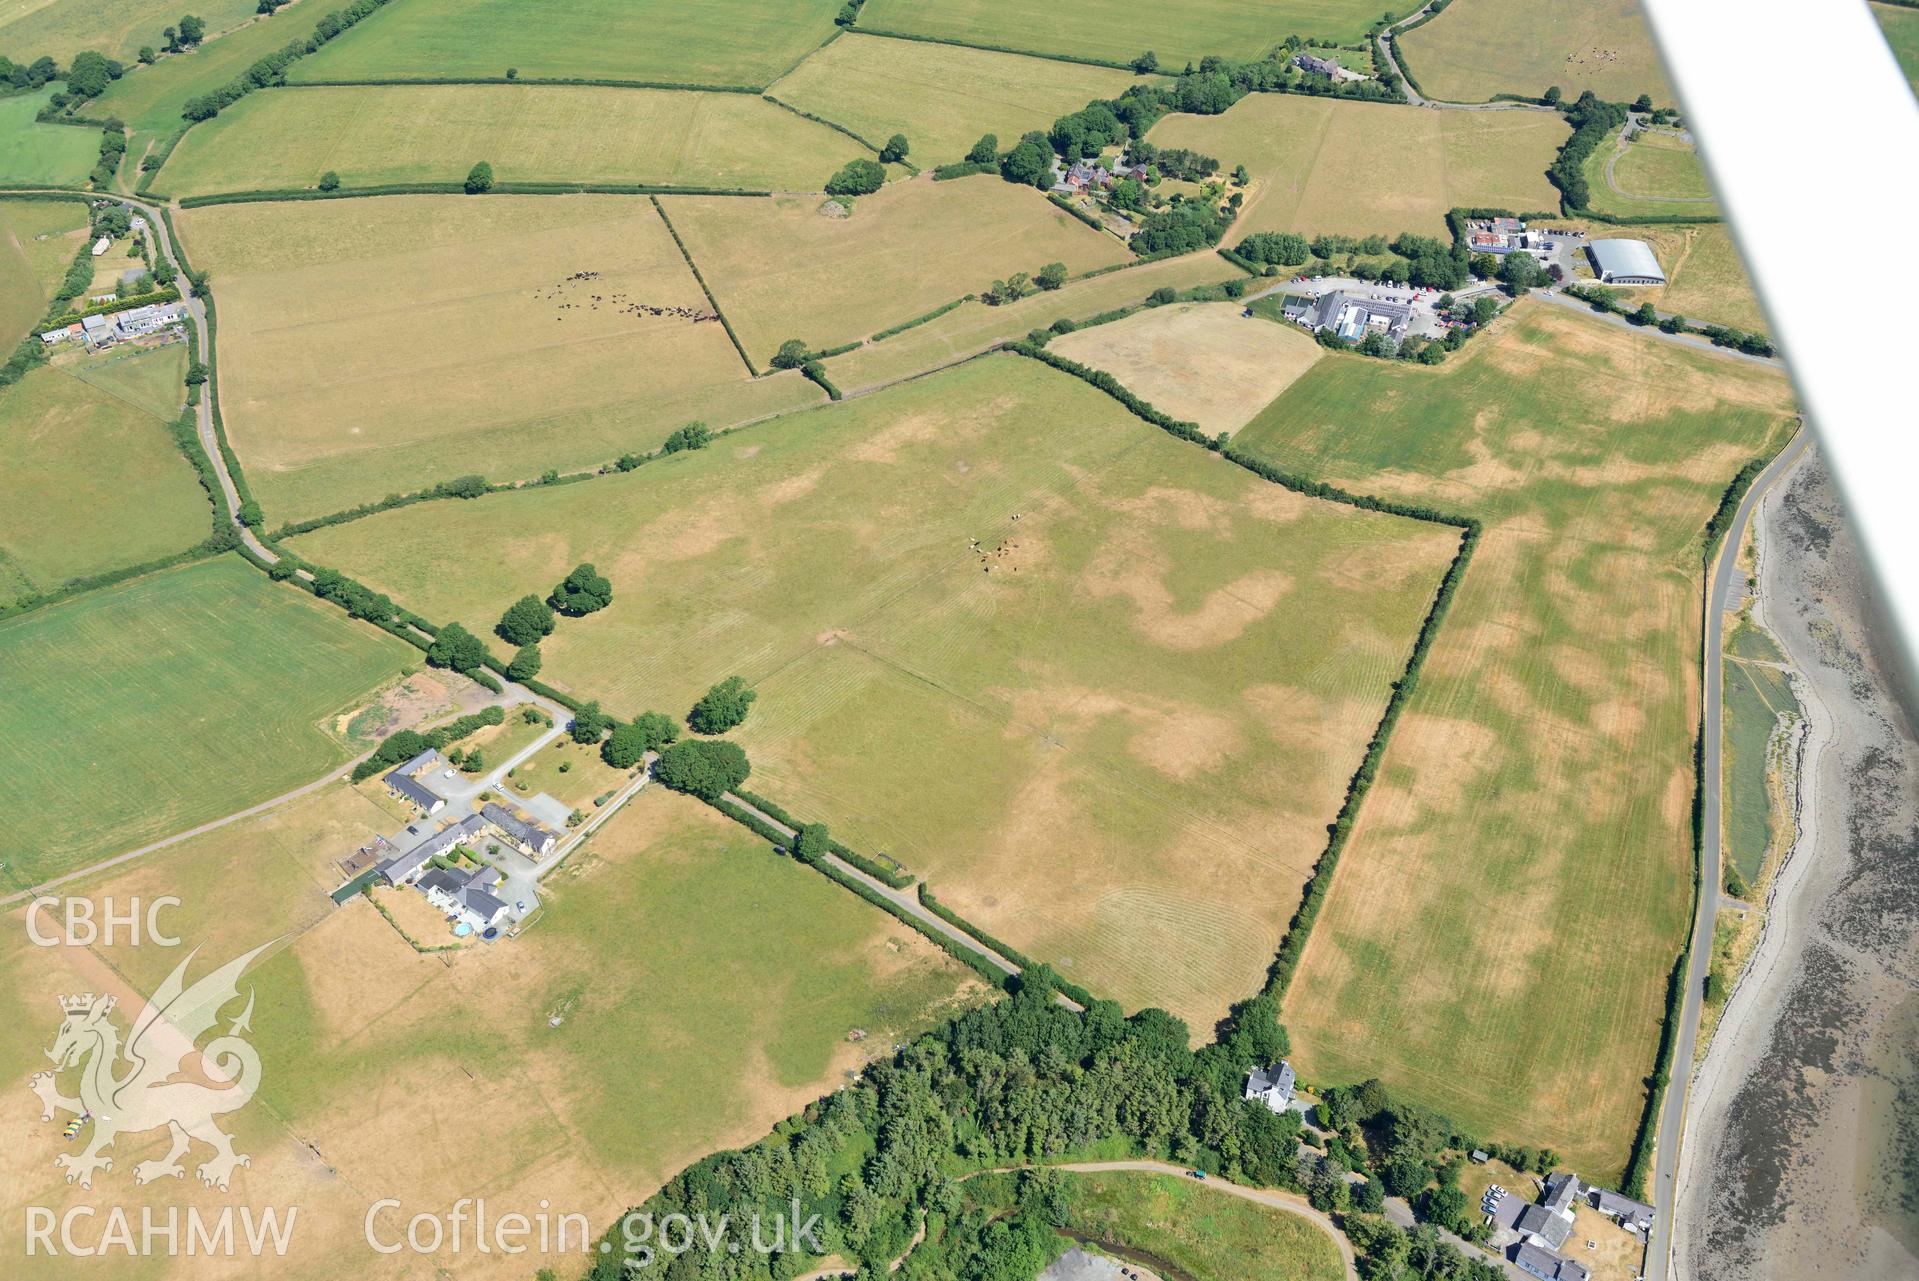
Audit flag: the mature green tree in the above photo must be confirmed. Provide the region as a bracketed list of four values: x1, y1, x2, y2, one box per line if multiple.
[688, 675, 756, 734]
[825, 157, 884, 196]
[602, 711, 677, 768]
[966, 133, 998, 165]
[652, 738, 750, 800]
[549, 562, 612, 615]
[426, 622, 489, 673]
[65, 52, 121, 99]
[1633, 301, 1659, 326]
[771, 338, 813, 370]
[497, 593, 556, 645]
[462, 747, 486, 774]
[1543, 84, 1562, 105]
[318, 170, 339, 191]
[569, 700, 611, 744]
[878, 133, 909, 163]
[1632, 92, 1653, 112]
[997, 132, 1053, 188]
[661, 420, 711, 453]
[138, 46, 157, 64]
[1470, 294, 1499, 326]
[1132, 50, 1159, 73]
[1497, 250, 1540, 293]
[506, 642, 542, 680]
[236, 500, 263, 527]
[1035, 261, 1067, 291]
[791, 822, 830, 863]
[464, 160, 495, 194]
[178, 14, 207, 44]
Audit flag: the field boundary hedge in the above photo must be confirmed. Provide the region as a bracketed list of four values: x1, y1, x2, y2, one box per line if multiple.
[285, 76, 763, 92]
[0, 544, 226, 623]
[916, 885, 1097, 1007]
[649, 196, 760, 376]
[760, 94, 892, 158]
[176, 180, 771, 207]
[848, 25, 1136, 72]
[870, 298, 964, 342]
[732, 788, 916, 888]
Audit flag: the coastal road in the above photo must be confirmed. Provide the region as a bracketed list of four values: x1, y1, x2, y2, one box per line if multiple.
[1647, 427, 1811, 1281]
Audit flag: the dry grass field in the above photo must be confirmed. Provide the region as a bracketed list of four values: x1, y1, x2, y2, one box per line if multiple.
[766, 34, 1144, 165]
[1232, 301, 1797, 1177]
[660, 176, 1131, 366]
[174, 194, 823, 523]
[289, 0, 838, 87]
[857, 0, 1375, 64]
[1574, 222, 1766, 336]
[824, 252, 1245, 393]
[291, 356, 1459, 1030]
[1148, 94, 1567, 240]
[0, 198, 87, 346]
[0, 785, 979, 1281]
[0, 356, 208, 609]
[0, 0, 255, 63]
[1396, 0, 1674, 105]
[156, 84, 872, 195]
[1048, 302, 1323, 433]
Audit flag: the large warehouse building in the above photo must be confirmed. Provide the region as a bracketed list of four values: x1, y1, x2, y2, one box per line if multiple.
[1587, 238, 1668, 285]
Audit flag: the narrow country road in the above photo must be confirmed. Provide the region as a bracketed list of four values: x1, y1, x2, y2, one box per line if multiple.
[1531, 290, 1782, 367]
[1645, 427, 1811, 1281]
[1375, 4, 1558, 111]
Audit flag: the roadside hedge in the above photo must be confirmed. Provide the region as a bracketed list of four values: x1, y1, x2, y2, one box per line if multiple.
[1701, 456, 1766, 563]
[733, 788, 916, 887]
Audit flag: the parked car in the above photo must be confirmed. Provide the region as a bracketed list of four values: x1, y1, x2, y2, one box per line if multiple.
[1187, 1169, 1206, 1180]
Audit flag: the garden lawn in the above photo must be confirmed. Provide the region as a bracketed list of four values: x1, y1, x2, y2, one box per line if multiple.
[174, 194, 823, 524]
[0, 357, 207, 610]
[1232, 300, 1797, 1178]
[765, 34, 1144, 165]
[0, 87, 98, 187]
[1148, 93, 1567, 241]
[660, 176, 1130, 366]
[0, 557, 413, 886]
[289, 355, 1460, 1032]
[155, 84, 872, 195]
[0, 0, 255, 64]
[1395, 0, 1674, 105]
[0, 198, 87, 346]
[0, 785, 980, 1281]
[288, 0, 839, 87]
[90, 0, 337, 179]
[857, 0, 1373, 65]
[1061, 1172, 1345, 1281]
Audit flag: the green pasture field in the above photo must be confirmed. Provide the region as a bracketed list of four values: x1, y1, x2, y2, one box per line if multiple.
[661, 176, 1131, 366]
[0, 87, 98, 187]
[1722, 617, 1797, 885]
[288, 0, 838, 87]
[0, 0, 254, 65]
[1232, 300, 1797, 1178]
[857, 0, 1372, 65]
[0, 356, 206, 610]
[1395, 0, 1674, 105]
[1578, 124, 1719, 220]
[90, 0, 336, 177]
[1148, 93, 1567, 240]
[0, 556, 413, 887]
[155, 84, 872, 195]
[174, 193, 823, 524]
[765, 34, 1145, 165]
[0, 198, 86, 346]
[0, 785, 979, 1281]
[290, 355, 1458, 1032]
[1058, 1172, 1345, 1281]
[1873, 3, 1919, 92]
[1585, 222, 1767, 336]
[63, 339, 189, 419]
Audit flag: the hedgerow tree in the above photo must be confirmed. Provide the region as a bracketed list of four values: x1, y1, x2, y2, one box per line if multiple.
[879, 133, 909, 163]
[688, 675, 755, 734]
[425, 621, 489, 673]
[1132, 50, 1159, 73]
[569, 700, 611, 744]
[506, 643, 542, 680]
[497, 593, 555, 645]
[771, 339, 812, 370]
[652, 739, 750, 801]
[967, 133, 997, 165]
[792, 823, 830, 864]
[825, 157, 884, 196]
[465, 160, 495, 194]
[178, 14, 207, 45]
[661, 421, 710, 453]
[1036, 261, 1066, 291]
[549, 563, 612, 615]
[318, 170, 339, 191]
[602, 711, 677, 768]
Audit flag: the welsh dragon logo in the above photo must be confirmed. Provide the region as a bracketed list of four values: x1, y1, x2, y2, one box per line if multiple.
[29, 943, 270, 1191]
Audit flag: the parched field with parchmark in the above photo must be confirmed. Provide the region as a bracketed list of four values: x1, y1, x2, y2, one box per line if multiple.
[290, 355, 1460, 1031]
[1396, 0, 1674, 105]
[175, 194, 823, 523]
[1233, 300, 1797, 1177]
[1048, 301, 1324, 434]
[661, 177, 1132, 368]
[858, 0, 1375, 65]
[1148, 92, 1568, 240]
[156, 84, 878, 195]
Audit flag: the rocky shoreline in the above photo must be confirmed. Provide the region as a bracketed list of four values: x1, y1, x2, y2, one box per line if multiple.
[1674, 451, 1919, 1281]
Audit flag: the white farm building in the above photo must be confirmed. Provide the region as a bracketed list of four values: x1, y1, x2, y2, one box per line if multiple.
[1586, 238, 1667, 286]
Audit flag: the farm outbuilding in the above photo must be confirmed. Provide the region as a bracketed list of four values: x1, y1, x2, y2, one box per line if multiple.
[1586, 238, 1667, 285]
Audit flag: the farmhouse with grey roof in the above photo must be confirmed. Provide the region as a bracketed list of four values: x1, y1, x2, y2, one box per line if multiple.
[1589, 1187, 1655, 1232]
[418, 862, 509, 930]
[482, 802, 558, 857]
[1244, 1061, 1296, 1113]
[375, 814, 486, 886]
[1512, 1242, 1590, 1281]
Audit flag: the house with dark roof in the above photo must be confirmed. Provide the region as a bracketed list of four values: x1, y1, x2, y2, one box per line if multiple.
[1589, 1187, 1655, 1233]
[1514, 1203, 1573, 1251]
[1512, 1242, 1590, 1281]
[418, 862, 509, 930]
[375, 814, 487, 886]
[384, 749, 449, 816]
[1305, 291, 1413, 344]
[482, 802, 558, 857]
[1295, 52, 1341, 78]
[1244, 1061, 1296, 1113]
